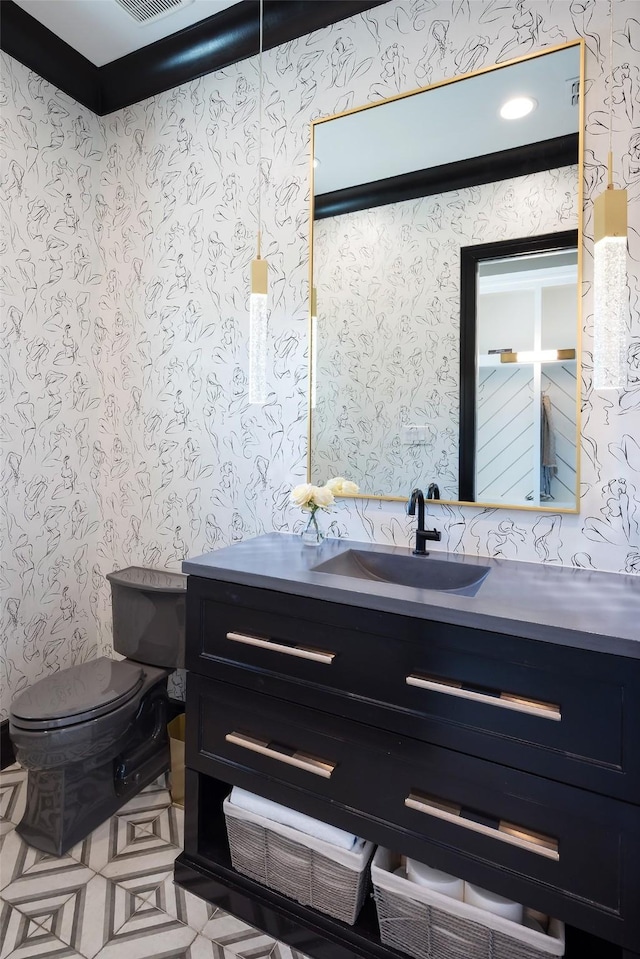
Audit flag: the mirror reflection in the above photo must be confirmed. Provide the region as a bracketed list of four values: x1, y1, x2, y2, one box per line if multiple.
[460, 233, 578, 509]
[309, 41, 583, 510]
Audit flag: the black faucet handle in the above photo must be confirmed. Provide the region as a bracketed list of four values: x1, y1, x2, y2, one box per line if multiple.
[414, 527, 441, 555]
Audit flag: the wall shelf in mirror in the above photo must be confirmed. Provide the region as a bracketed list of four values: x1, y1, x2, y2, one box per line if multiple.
[498, 350, 577, 364]
[478, 350, 577, 368]
[308, 39, 584, 513]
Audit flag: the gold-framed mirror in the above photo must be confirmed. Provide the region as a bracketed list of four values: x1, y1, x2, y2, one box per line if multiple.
[308, 39, 584, 512]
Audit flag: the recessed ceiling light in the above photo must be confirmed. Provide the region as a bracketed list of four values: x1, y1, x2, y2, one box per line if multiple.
[500, 96, 537, 120]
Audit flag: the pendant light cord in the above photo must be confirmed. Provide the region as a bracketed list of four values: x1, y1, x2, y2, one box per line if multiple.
[257, 0, 264, 258]
[607, 0, 613, 188]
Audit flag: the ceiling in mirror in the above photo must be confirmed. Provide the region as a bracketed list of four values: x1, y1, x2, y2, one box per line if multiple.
[313, 45, 580, 196]
[308, 40, 583, 512]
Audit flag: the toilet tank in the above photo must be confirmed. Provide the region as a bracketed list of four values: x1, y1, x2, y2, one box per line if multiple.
[107, 567, 187, 669]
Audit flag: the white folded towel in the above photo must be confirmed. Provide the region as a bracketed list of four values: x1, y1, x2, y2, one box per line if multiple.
[229, 787, 363, 851]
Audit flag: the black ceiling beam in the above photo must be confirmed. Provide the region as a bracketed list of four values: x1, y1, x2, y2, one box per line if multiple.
[0, 0, 388, 117]
[1, 0, 101, 113]
[314, 133, 579, 220]
[100, 1, 387, 115]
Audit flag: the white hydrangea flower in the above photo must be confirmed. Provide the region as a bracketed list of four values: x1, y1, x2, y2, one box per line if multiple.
[340, 480, 359, 495]
[291, 477, 357, 514]
[290, 483, 314, 508]
[326, 477, 359, 495]
[312, 484, 335, 509]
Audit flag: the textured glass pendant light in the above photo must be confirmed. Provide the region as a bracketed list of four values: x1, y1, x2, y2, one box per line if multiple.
[310, 286, 317, 409]
[249, 249, 267, 404]
[249, 0, 268, 404]
[593, 0, 628, 391]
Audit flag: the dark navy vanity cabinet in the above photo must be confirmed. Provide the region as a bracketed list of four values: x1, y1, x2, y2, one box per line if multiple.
[175, 545, 640, 959]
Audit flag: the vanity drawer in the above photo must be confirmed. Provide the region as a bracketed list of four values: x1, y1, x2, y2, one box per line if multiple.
[187, 672, 376, 809]
[186, 577, 639, 800]
[186, 674, 639, 945]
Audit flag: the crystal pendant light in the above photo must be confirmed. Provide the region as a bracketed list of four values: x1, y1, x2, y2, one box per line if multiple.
[310, 286, 317, 410]
[249, 0, 268, 405]
[593, 0, 628, 391]
[593, 173, 627, 390]
[249, 240, 267, 404]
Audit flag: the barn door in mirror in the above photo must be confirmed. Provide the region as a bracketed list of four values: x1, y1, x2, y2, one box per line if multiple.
[459, 231, 579, 510]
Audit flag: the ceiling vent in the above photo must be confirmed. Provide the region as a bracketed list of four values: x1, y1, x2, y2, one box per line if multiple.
[114, 0, 194, 25]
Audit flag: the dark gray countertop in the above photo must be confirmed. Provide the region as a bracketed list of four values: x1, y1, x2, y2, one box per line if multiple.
[183, 533, 640, 659]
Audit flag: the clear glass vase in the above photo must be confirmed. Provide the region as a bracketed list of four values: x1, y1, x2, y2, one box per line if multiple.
[300, 509, 325, 546]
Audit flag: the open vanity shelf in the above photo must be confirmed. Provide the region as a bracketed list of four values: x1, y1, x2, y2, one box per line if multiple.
[175, 767, 625, 959]
[176, 771, 407, 959]
[175, 544, 640, 959]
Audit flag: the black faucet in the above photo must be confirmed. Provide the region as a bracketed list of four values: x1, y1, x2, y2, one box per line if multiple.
[427, 483, 440, 500]
[407, 488, 441, 555]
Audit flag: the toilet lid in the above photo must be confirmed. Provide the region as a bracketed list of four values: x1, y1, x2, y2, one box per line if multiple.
[10, 657, 145, 730]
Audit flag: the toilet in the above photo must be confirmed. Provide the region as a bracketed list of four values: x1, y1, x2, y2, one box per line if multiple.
[9, 566, 187, 856]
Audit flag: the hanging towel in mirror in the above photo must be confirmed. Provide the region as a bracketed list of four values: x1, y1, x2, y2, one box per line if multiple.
[541, 394, 557, 500]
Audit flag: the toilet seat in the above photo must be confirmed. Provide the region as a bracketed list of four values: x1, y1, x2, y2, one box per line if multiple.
[10, 657, 145, 731]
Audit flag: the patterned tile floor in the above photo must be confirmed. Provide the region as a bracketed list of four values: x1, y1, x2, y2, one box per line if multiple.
[0, 764, 310, 959]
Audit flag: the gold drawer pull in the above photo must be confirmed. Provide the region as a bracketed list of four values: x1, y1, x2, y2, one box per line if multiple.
[225, 731, 335, 778]
[405, 790, 559, 861]
[406, 673, 561, 721]
[227, 631, 335, 665]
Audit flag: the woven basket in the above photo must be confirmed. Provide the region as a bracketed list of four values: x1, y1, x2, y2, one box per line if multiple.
[371, 849, 565, 959]
[223, 797, 374, 925]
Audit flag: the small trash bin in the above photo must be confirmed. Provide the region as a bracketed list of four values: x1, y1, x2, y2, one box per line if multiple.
[167, 714, 185, 806]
